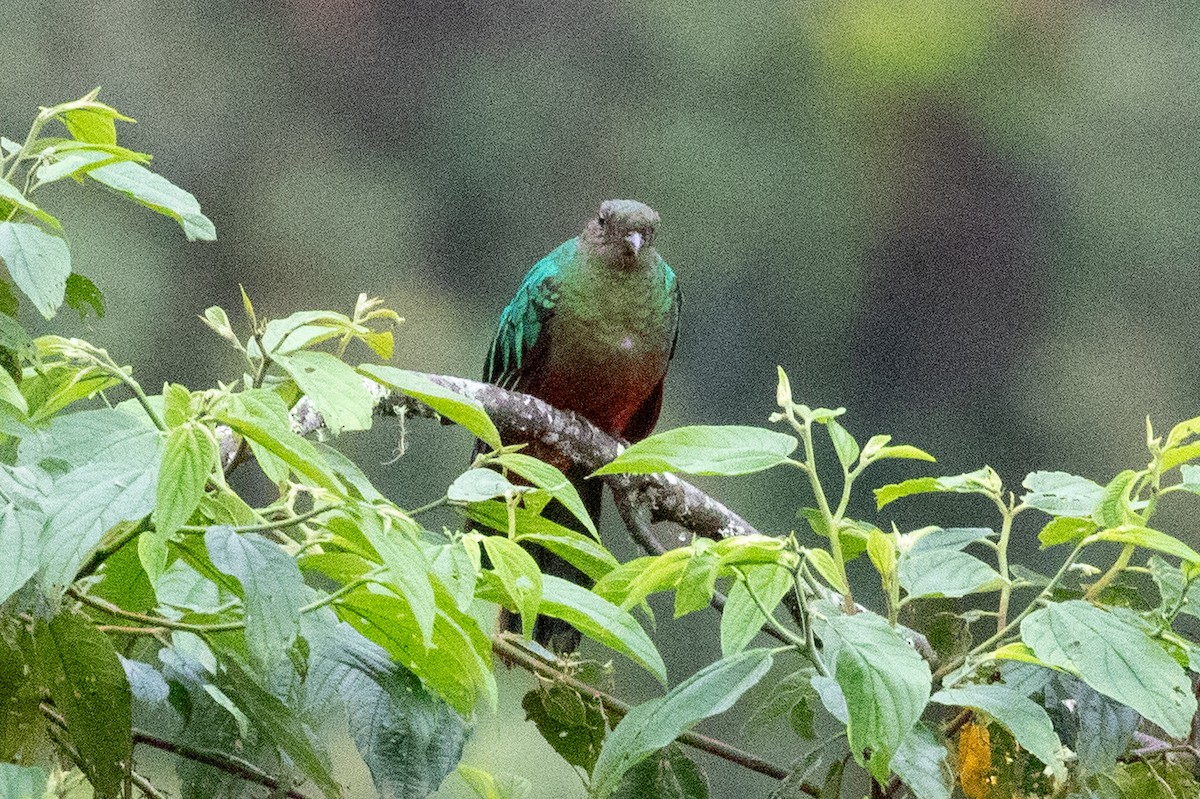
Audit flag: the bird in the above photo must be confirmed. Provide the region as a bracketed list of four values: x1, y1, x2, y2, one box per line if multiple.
[480, 199, 682, 651]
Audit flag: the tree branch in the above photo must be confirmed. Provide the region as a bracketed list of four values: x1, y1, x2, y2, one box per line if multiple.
[297, 372, 759, 540]
[132, 729, 315, 799]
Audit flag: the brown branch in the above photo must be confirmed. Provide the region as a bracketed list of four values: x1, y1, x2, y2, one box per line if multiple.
[291, 372, 759, 540]
[132, 729, 315, 799]
[491, 634, 811, 793]
[42, 702, 311, 799]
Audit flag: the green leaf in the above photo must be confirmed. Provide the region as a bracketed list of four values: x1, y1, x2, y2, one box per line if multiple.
[540, 575, 666, 683]
[308, 623, 468, 799]
[522, 682, 606, 772]
[590, 648, 773, 799]
[467, 500, 618, 580]
[591, 425, 799, 476]
[1021, 471, 1106, 517]
[448, 468, 517, 503]
[491, 452, 596, 537]
[1088, 524, 1200, 564]
[87, 160, 216, 241]
[261, 310, 355, 354]
[611, 744, 709, 799]
[0, 222, 70, 318]
[205, 527, 309, 672]
[342, 588, 496, 715]
[814, 611, 932, 783]
[155, 422, 215, 538]
[1038, 516, 1098, 547]
[932, 684, 1065, 780]
[1166, 416, 1200, 449]
[868, 444, 936, 463]
[274, 349, 374, 433]
[674, 538, 719, 618]
[1161, 442, 1200, 472]
[19, 362, 120, 423]
[214, 657, 339, 797]
[457, 766, 531, 799]
[36, 612, 132, 796]
[866, 528, 896, 580]
[899, 550, 1004, 599]
[33, 142, 149, 185]
[1177, 463, 1200, 494]
[0, 466, 45, 604]
[1066, 679, 1139, 774]
[1100, 760, 1200, 799]
[827, 420, 859, 471]
[890, 722, 951, 799]
[907, 526, 994, 554]
[1092, 469, 1142, 529]
[0, 178, 61, 230]
[743, 667, 817, 739]
[481, 535, 543, 639]
[803, 547, 847, 593]
[721, 564, 794, 656]
[0, 630, 41, 764]
[361, 365, 502, 450]
[1021, 600, 1196, 737]
[214, 390, 342, 493]
[712, 534, 793, 569]
[37, 441, 161, 592]
[50, 91, 133, 145]
[593, 549, 691, 610]
[360, 516, 437, 646]
[0, 311, 34, 360]
[63, 273, 105, 319]
[200, 305, 240, 348]
[0, 764, 48, 799]
[60, 107, 117, 144]
[874, 466, 1002, 510]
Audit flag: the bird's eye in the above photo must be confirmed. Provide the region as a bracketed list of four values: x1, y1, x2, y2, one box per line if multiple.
[597, 216, 606, 228]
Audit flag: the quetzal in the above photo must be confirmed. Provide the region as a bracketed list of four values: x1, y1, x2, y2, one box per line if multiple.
[481, 199, 682, 651]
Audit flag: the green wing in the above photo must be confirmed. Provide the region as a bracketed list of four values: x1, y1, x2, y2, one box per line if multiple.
[484, 238, 576, 389]
[659, 253, 682, 360]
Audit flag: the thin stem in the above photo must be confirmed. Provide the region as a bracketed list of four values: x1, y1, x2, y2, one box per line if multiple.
[793, 566, 829, 678]
[178, 503, 339, 534]
[300, 572, 377, 613]
[74, 516, 152, 581]
[408, 496, 448, 517]
[993, 496, 1022, 632]
[89, 349, 167, 431]
[69, 588, 245, 634]
[96, 624, 168, 636]
[2, 113, 47, 184]
[1084, 543, 1135, 601]
[72, 572, 376, 635]
[734, 567, 806, 649]
[935, 541, 1087, 681]
[793, 419, 853, 612]
[491, 634, 805, 791]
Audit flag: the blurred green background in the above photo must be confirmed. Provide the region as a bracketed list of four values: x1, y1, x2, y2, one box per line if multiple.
[5, 0, 1199, 795]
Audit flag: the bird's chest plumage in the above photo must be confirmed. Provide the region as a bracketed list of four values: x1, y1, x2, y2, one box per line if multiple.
[530, 266, 675, 436]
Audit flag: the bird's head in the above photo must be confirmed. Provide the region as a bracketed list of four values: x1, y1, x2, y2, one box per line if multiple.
[583, 199, 660, 268]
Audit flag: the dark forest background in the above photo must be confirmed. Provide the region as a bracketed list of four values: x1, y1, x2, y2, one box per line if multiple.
[5, 2, 1198, 795]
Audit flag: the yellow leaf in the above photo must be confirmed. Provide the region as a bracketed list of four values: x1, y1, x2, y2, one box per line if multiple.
[958, 721, 993, 799]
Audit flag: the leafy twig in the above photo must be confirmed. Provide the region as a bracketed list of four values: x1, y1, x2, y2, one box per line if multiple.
[491, 634, 804, 791]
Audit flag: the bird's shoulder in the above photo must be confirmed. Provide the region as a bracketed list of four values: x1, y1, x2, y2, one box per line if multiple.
[484, 238, 579, 386]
